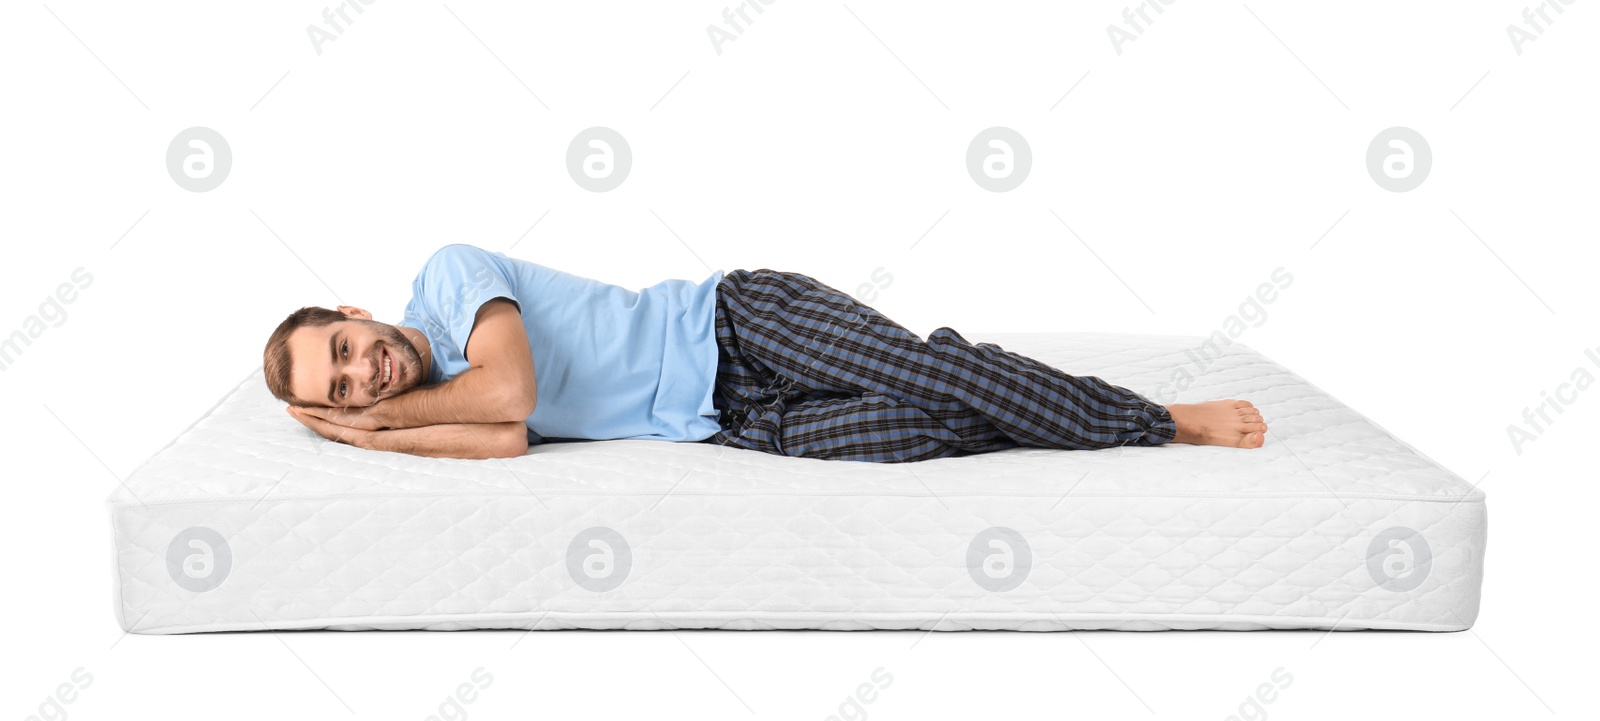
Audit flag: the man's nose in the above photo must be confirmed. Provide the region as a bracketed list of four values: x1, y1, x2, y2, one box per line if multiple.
[344, 354, 375, 393]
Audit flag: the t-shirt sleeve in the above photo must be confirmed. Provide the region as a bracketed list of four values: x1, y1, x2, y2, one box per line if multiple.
[414, 244, 521, 360]
[399, 296, 425, 332]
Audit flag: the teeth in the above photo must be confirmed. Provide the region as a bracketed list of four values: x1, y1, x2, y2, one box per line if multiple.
[382, 353, 391, 386]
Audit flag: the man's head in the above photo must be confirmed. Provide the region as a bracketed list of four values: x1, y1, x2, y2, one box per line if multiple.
[263, 305, 426, 407]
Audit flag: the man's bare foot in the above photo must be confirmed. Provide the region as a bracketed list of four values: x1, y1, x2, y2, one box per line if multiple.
[1166, 400, 1267, 449]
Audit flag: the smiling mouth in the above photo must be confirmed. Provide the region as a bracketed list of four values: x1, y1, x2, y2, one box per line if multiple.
[377, 346, 394, 394]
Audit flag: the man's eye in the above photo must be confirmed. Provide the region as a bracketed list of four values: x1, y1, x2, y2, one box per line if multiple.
[341, 342, 348, 357]
[339, 381, 347, 398]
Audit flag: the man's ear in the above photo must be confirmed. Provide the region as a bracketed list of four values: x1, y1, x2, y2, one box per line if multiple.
[337, 305, 373, 321]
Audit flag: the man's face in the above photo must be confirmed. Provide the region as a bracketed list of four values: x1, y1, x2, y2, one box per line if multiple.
[285, 319, 425, 407]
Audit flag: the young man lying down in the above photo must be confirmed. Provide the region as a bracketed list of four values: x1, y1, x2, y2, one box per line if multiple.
[262, 244, 1267, 462]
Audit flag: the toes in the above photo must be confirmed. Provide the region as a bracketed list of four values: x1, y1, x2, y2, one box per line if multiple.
[1239, 431, 1265, 449]
[1231, 400, 1255, 409]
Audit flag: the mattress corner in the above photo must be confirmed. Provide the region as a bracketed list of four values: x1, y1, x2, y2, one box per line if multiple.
[107, 509, 131, 634]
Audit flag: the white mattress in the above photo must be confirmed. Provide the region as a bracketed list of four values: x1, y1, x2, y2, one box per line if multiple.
[107, 332, 1486, 634]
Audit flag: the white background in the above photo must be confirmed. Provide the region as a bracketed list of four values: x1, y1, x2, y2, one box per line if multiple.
[2, 1, 1595, 719]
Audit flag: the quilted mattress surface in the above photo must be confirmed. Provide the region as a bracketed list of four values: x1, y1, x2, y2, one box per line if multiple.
[107, 333, 1487, 634]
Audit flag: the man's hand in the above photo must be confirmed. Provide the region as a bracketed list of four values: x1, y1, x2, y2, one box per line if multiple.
[287, 406, 529, 459]
[291, 404, 390, 431]
[288, 406, 375, 447]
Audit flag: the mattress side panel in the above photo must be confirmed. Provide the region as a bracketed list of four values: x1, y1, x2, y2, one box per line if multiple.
[108, 507, 130, 632]
[113, 491, 1485, 634]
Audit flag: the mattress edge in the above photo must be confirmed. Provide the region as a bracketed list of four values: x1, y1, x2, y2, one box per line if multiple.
[126, 610, 1476, 635]
[105, 488, 1490, 511]
[1231, 341, 1481, 500]
[108, 509, 129, 633]
[106, 366, 262, 505]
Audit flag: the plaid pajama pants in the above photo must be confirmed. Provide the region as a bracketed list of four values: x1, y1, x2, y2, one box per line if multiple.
[701, 269, 1177, 463]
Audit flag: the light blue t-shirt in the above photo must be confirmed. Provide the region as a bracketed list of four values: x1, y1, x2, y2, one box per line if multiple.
[396, 244, 725, 443]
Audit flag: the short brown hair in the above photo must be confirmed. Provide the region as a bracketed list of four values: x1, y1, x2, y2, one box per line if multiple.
[263, 306, 346, 405]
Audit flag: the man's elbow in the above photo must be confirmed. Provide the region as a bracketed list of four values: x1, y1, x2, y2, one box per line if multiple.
[498, 377, 536, 422]
[493, 436, 528, 459]
[487, 423, 529, 459]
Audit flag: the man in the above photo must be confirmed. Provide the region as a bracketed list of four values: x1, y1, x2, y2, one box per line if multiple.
[264, 244, 1267, 462]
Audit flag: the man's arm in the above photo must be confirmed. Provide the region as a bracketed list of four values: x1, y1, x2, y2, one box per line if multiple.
[290, 407, 528, 459]
[318, 299, 536, 430]
[365, 422, 529, 459]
